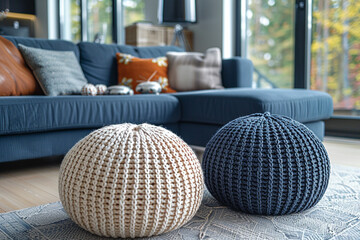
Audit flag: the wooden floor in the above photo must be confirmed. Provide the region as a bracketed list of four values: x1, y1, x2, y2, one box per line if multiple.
[0, 158, 61, 213]
[0, 137, 359, 213]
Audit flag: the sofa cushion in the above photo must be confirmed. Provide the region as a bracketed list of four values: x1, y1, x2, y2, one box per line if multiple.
[116, 53, 175, 93]
[0, 95, 180, 135]
[18, 44, 88, 96]
[167, 48, 223, 91]
[174, 88, 333, 124]
[0, 36, 42, 96]
[78, 42, 183, 86]
[4, 36, 80, 60]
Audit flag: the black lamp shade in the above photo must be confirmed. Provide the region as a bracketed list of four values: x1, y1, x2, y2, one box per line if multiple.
[158, 0, 197, 24]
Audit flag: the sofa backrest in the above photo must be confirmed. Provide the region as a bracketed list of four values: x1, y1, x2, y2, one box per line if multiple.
[78, 42, 183, 86]
[4, 36, 80, 60]
[3, 36, 184, 87]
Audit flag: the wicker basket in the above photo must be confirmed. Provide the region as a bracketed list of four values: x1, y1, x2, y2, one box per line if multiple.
[125, 24, 193, 49]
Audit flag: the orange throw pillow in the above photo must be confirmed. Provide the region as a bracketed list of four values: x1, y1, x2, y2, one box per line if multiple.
[0, 36, 42, 96]
[116, 53, 176, 94]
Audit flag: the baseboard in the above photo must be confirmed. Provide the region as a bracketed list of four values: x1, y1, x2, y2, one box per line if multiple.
[325, 116, 360, 139]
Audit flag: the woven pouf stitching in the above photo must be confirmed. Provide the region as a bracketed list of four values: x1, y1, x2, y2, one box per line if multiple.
[59, 123, 204, 238]
[202, 112, 330, 215]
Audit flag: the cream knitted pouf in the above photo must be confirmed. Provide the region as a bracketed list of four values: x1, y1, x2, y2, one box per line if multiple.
[58, 124, 204, 238]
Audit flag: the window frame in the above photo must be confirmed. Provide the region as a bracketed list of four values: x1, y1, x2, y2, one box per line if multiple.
[59, 0, 121, 44]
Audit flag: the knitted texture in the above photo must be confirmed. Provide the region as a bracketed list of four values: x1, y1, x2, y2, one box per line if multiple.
[59, 124, 204, 238]
[202, 112, 330, 215]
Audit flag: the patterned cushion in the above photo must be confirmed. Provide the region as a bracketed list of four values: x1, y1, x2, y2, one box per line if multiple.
[116, 53, 176, 94]
[18, 44, 88, 96]
[202, 112, 330, 215]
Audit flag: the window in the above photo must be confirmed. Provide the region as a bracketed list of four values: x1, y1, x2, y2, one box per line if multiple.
[87, 0, 113, 43]
[59, 0, 81, 42]
[238, 0, 360, 118]
[311, 0, 360, 116]
[237, 0, 360, 137]
[122, 0, 145, 27]
[59, 0, 146, 44]
[245, 0, 295, 89]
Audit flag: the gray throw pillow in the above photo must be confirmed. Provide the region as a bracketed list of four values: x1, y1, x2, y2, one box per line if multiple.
[166, 48, 224, 91]
[18, 44, 87, 96]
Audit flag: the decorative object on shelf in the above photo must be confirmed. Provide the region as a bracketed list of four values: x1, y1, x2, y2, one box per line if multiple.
[106, 85, 133, 95]
[167, 48, 224, 91]
[81, 84, 97, 96]
[0, 9, 9, 21]
[0, 0, 36, 15]
[116, 53, 176, 94]
[58, 123, 204, 238]
[202, 112, 330, 215]
[158, 0, 197, 51]
[95, 84, 107, 95]
[0, 19, 30, 38]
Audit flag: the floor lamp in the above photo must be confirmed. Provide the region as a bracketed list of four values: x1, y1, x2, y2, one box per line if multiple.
[158, 0, 197, 51]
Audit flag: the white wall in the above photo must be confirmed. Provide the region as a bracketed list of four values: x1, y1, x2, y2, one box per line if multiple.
[222, 0, 236, 58]
[35, 0, 58, 39]
[144, 0, 159, 24]
[35, 0, 48, 38]
[47, 0, 58, 39]
[187, 0, 223, 53]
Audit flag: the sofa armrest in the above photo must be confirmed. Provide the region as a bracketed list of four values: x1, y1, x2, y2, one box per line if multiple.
[221, 57, 253, 88]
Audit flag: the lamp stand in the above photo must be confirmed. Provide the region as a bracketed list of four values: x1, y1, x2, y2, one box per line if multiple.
[171, 24, 192, 51]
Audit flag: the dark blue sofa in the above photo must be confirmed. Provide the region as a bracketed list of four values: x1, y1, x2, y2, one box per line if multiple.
[0, 36, 333, 163]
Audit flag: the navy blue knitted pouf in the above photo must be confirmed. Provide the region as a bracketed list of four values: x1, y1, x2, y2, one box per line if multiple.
[202, 112, 330, 215]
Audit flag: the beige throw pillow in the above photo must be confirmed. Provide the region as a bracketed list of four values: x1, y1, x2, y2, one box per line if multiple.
[166, 48, 223, 91]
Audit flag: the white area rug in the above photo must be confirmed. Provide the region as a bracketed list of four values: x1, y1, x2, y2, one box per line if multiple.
[0, 164, 359, 239]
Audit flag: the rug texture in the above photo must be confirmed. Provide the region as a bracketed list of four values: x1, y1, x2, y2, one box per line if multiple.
[0, 164, 359, 240]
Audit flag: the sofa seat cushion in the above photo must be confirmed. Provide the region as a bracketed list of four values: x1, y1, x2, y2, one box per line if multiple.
[0, 95, 180, 135]
[174, 88, 333, 125]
